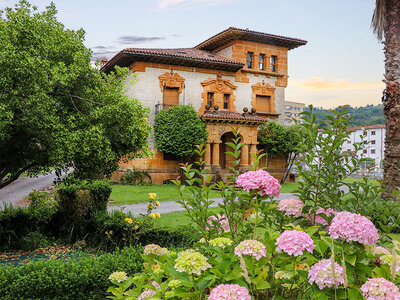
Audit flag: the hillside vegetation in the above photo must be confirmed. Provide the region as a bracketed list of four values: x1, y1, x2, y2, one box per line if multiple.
[307, 104, 385, 127]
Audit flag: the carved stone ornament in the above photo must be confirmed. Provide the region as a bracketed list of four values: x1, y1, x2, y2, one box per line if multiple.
[158, 70, 185, 93]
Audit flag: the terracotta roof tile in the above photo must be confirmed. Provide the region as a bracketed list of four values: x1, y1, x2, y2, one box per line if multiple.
[346, 124, 386, 131]
[100, 47, 244, 73]
[122, 48, 242, 65]
[200, 110, 267, 122]
[195, 27, 307, 51]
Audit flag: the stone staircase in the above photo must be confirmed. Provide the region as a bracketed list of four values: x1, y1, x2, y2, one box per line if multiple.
[215, 169, 236, 187]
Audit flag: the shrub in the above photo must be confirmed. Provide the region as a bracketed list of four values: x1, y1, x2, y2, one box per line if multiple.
[52, 180, 112, 241]
[120, 168, 152, 185]
[154, 105, 207, 159]
[0, 246, 143, 300]
[139, 225, 202, 248]
[0, 191, 58, 250]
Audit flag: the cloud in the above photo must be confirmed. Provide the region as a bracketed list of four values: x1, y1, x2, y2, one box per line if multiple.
[159, 0, 235, 10]
[91, 45, 118, 60]
[115, 35, 165, 45]
[292, 77, 384, 90]
[159, 0, 185, 9]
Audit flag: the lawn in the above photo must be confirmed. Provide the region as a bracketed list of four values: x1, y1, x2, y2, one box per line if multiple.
[109, 181, 300, 205]
[109, 184, 221, 205]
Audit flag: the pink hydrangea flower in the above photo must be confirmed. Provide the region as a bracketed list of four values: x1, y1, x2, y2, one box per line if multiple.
[207, 214, 230, 233]
[234, 240, 267, 261]
[278, 199, 304, 217]
[138, 281, 160, 300]
[329, 211, 379, 245]
[276, 230, 315, 256]
[307, 208, 336, 225]
[360, 278, 400, 299]
[308, 259, 344, 290]
[209, 284, 251, 300]
[236, 170, 281, 197]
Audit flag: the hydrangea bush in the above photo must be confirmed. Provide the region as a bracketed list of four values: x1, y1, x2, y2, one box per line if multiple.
[108, 120, 399, 299]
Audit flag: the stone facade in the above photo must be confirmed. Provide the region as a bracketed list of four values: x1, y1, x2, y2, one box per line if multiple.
[103, 27, 307, 184]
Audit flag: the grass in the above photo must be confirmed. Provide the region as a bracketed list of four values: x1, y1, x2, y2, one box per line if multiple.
[110, 184, 221, 205]
[110, 181, 300, 205]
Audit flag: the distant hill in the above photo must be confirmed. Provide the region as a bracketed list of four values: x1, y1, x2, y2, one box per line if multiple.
[306, 104, 385, 127]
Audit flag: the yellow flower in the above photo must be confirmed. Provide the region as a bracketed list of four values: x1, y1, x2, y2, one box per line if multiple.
[156, 213, 161, 218]
[150, 213, 156, 219]
[148, 204, 154, 210]
[134, 225, 139, 230]
[155, 201, 160, 207]
[125, 218, 133, 224]
[148, 193, 157, 200]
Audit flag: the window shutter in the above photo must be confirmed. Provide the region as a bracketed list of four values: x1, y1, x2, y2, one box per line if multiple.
[164, 87, 179, 106]
[255, 95, 272, 112]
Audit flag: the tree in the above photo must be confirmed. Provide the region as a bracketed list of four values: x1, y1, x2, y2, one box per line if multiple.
[154, 105, 208, 159]
[258, 122, 311, 183]
[372, 0, 400, 195]
[0, 1, 151, 189]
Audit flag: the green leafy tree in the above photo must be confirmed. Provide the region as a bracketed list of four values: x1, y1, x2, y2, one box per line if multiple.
[0, 1, 151, 188]
[258, 122, 311, 183]
[154, 105, 207, 159]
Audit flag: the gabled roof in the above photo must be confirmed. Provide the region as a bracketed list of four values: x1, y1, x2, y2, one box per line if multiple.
[100, 48, 244, 73]
[195, 27, 307, 51]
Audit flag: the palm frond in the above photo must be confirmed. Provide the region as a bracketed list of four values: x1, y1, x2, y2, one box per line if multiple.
[372, 0, 387, 41]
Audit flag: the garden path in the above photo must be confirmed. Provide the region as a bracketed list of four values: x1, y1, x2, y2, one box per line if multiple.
[0, 170, 70, 207]
[108, 192, 296, 216]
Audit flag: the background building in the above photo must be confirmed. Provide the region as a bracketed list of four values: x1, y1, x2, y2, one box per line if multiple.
[343, 124, 385, 173]
[101, 27, 307, 183]
[284, 101, 305, 126]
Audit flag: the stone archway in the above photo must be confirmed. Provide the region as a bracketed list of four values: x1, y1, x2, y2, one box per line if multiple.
[219, 132, 239, 169]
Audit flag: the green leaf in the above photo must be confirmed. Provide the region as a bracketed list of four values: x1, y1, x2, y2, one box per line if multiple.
[255, 281, 270, 290]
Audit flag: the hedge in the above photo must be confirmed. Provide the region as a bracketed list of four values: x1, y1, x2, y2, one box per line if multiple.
[0, 246, 143, 300]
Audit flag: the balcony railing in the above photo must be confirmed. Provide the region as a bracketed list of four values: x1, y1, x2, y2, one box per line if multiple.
[155, 103, 177, 114]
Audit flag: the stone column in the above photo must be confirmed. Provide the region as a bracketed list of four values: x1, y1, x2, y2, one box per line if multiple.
[204, 142, 211, 166]
[240, 144, 249, 167]
[249, 144, 257, 165]
[212, 142, 220, 167]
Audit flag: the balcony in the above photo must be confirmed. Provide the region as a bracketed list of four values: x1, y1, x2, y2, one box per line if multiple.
[155, 103, 177, 114]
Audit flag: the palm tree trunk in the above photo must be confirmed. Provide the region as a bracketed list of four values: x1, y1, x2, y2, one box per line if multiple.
[382, 0, 400, 196]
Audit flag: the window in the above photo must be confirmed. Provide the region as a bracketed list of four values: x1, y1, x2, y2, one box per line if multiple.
[347, 149, 351, 152]
[163, 87, 179, 109]
[363, 141, 368, 145]
[371, 131, 376, 135]
[363, 150, 367, 154]
[223, 94, 230, 109]
[207, 92, 214, 107]
[255, 95, 272, 112]
[347, 140, 351, 144]
[371, 140, 376, 145]
[246, 52, 253, 69]
[270, 55, 277, 72]
[258, 54, 265, 70]
[363, 131, 367, 136]
[371, 149, 376, 154]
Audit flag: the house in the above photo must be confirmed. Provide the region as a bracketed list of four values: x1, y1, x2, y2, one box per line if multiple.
[101, 27, 307, 184]
[343, 124, 385, 173]
[284, 101, 306, 126]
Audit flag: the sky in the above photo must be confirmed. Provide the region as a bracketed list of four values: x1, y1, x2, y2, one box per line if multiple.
[0, 0, 385, 108]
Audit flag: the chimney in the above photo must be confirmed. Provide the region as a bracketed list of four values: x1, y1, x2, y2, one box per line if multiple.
[100, 58, 109, 69]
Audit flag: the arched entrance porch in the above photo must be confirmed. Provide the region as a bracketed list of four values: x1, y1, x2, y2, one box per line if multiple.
[200, 110, 266, 177]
